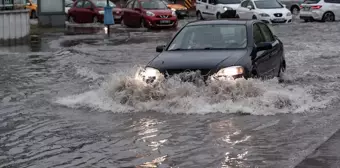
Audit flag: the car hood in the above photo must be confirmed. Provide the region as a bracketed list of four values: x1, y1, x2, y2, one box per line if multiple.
[148, 50, 247, 71]
[257, 8, 290, 15]
[146, 9, 173, 15]
[167, 4, 186, 10]
[217, 4, 240, 9]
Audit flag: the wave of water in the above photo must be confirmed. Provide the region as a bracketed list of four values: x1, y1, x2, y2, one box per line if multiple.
[55, 67, 333, 115]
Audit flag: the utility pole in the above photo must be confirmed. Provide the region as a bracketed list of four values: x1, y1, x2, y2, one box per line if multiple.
[104, 0, 114, 37]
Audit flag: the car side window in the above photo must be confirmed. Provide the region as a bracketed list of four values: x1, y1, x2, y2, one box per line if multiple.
[126, 0, 134, 8]
[247, 1, 255, 8]
[202, 0, 207, 3]
[253, 24, 265, 45]
[75, 0, 84, 7]
[258, 23, 275, 42]
[208, 0, 215, 4]
[133, 1, 140, 8]
[324, 0, 334, 2]
[241, 0, 248, 7]
[83, 0, 92, 8]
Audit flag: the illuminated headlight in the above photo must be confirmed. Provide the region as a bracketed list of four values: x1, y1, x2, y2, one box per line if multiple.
[211, 66, 244, 81]
[223, 6, 233, 11]
[146, 11, 155, 16]
[135, 67, 164, 84]
[182, 7, 187, 10]
[286, 12, 292, 16]
[259, 13, 270, 17]
[98, 10, 104, 15]
[171, 8, 176, 11]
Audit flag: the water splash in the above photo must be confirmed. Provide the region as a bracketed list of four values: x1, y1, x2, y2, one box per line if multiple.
[56, 68, 333, 115]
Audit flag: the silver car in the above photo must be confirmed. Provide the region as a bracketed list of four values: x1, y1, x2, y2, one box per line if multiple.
[278, 0, 305, 15]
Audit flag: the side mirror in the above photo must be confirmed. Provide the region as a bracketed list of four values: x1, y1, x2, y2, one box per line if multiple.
[282, 4, 286, 8]
[247, 5, 252, 10]
[256, 42, 272, 51]
[156, 45, 165, 52]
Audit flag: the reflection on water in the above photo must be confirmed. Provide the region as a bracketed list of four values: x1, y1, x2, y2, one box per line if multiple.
[0, 43, 41, 53]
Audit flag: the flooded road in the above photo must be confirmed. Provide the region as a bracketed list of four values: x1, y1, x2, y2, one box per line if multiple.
[1, 20, 340, 168]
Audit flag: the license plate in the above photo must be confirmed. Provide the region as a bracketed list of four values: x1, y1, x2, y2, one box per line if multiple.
[160, 20, 170, 24]
[303, 7, 310, 11]
[273, 18, 285, 21]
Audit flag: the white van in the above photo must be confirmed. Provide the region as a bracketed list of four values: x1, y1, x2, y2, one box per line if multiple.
[196, 0, 241, 20]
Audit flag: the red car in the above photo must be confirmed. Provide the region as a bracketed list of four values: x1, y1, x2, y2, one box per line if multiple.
[68, 0, 122, 24]
[121, 0, 177, 28]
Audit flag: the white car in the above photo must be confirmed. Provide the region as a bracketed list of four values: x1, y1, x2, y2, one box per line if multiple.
[196, 0, 241, 20]
[237, 0, 292, 24]
[300, 0, 340, 22]
[65, 0, 74, 15]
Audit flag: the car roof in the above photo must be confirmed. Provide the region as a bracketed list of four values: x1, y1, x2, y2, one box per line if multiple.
[186, 19, 257, 26]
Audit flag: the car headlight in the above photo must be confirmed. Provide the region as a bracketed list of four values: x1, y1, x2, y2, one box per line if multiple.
[172, 10, 176, 16]
[223, 6, 233, 11]
[98, 10, 104, 15]
[146, 11, 155, 16]
[135, 67, 164, 84]
[171, 8, 176, 11]
[286, 12, 292, 16]
[211, 66, 244, 80]
[259, 13, 270, 17]
[182, 7, 187, 10]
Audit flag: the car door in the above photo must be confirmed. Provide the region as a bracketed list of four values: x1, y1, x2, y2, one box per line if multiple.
[258, 22, 281, 77]
[330, 0, 340, 20]
[196, 0, 204, 15]
[252, 23, 273, 78]
[132, 0, 143, 26]
[123, 0, 135, 26]
[73, 0, 84, 23]
[206, 0, 217, 19]
[237, 0, 250, 18]
[200, 0, 209, 18]
[245, 0, 255, 19]
[82, 0, 95, 23]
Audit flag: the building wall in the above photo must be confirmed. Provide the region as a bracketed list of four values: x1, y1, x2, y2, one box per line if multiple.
[0, 9, 30, 45]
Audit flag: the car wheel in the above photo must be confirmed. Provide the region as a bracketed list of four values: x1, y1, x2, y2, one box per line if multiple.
[140, 18, 145, 28]
[69, 16, 75, 23]
[93, 16, 98, 23]
[31, 10, 37, 19]
[322, 12, 335, 22]
[216, 12, 221, 19]
[277, 61, 286, 83]
[291, 6, 300, 15]
[197, 11, 203, 20]
[252, 15, 257, 20]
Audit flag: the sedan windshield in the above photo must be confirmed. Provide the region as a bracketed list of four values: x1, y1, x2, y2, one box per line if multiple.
[95, 0, 116, 8]
[141, 0, 168, 9]
[216, 0, 241, 4]
[167, 24, 247, 50]
[254, 0, 283, 9]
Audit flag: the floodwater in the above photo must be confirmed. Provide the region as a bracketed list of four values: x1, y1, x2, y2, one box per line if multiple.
[1, 19, 340, 168]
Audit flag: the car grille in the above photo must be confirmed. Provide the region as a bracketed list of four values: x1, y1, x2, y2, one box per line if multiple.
[271, 19, 287, 23]
[156, 15, 171, 18]
[162, 69, 212, 82]
[274, 13, 283, 17]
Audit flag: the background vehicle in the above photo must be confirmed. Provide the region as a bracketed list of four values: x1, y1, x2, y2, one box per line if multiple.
[121, 0, 177, 28]
[278, 0, 304, 15]
[196, 0, 240, 20]
[237, 0, 292, 24]
[68, 0, 122, 24]
[136, 20, 286, 84]
[25, 0, 37, 18]
[299, 0, 340, 22]
[162, 0, 188, 19]
[65, 0, 74, 15]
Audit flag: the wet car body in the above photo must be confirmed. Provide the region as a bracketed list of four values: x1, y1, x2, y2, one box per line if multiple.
[136, 20, 286, 84]
[122, 0, 177, 28]
[68, 0, 122, 24]
[162, 0, 189, 19]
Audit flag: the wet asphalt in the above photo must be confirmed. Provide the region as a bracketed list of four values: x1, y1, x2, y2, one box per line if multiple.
[1, 17, 340, 168]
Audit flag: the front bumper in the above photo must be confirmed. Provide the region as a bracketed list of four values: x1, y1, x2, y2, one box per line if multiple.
[259, 15, 292, 24]
[221, 10, 237, 18]
[300, 10, 323, 20]
[145, 16, 178, 28]
[175, 10, 189, 17]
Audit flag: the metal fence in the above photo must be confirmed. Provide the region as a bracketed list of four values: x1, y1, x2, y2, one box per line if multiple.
[0, 0, 27, 10]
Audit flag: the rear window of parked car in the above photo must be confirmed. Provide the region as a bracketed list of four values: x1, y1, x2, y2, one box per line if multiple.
[304, 0, 320, 3]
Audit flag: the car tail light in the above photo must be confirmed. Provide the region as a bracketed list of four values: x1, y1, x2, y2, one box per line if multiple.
[311, 5, 322, 9]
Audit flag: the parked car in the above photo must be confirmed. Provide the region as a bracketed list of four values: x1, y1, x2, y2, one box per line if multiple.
[121, 0, 177, 29]
[68, 0, 122, 24]
[162, 0, 188, 19]
[278, 0, 304, 15]
[135, 20, 286, 84]
[237, 0, 292, 24]
[25, 0, 37, 18]
[299, 0, 340, 22]
[196, 0, 240, 20]
[65, 0, 74, 14]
